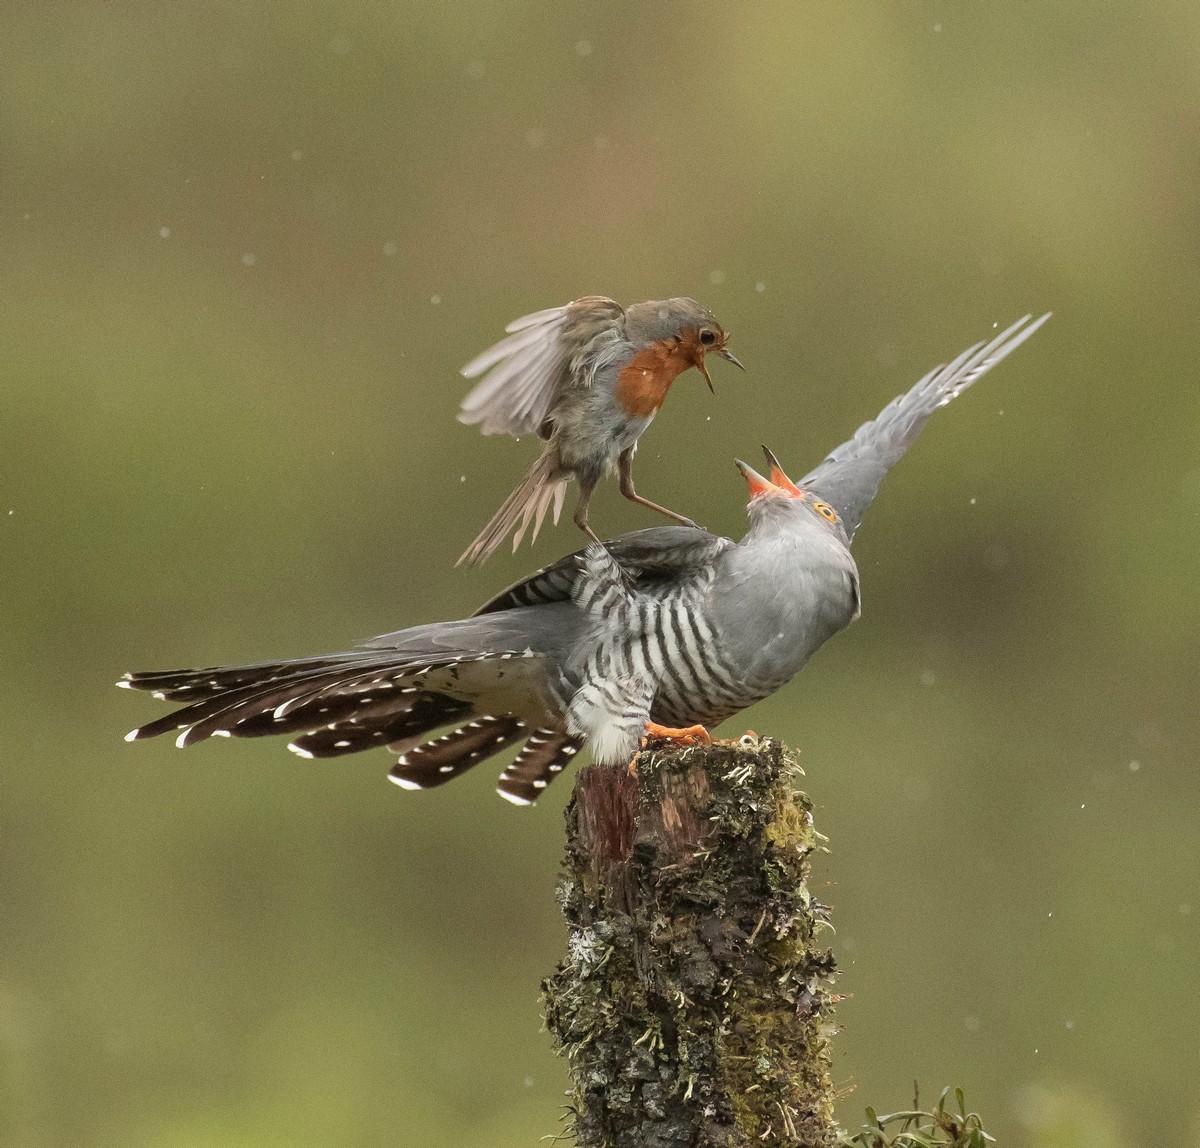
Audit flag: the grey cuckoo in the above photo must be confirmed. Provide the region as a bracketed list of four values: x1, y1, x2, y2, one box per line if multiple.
[121, 314, 1049, 805]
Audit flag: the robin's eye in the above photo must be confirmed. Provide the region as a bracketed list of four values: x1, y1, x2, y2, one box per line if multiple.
[813, 501, 838, 522]
[699, 329, 716, 346]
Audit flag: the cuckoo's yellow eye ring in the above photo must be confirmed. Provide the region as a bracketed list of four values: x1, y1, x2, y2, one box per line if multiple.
[813, 501, 838, 522]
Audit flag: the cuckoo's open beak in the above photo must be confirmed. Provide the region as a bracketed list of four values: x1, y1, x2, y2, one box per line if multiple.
[735, 459, 780, 499]
[761, 446, 803, 496]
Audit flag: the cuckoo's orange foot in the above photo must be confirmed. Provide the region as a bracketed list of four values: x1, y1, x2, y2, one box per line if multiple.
[643, 721, 712, 747]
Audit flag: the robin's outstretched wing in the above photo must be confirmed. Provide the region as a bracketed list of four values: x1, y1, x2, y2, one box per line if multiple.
[474, 526, 734, 615]
[801, 313, 1051, 540]
[458, 296, 626, 438]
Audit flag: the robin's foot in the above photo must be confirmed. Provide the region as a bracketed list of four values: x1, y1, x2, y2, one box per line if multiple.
[655, 508, 702, 531]
[642, 722, 712, 748]
[600, 545, 637, 589]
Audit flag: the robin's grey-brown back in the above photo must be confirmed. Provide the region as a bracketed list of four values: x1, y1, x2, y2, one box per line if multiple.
[121, 314, 1048, 805]
[456, 295, 743, 565]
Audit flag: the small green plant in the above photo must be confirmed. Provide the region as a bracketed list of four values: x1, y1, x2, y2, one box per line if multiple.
[839, 1087, 995, 1148]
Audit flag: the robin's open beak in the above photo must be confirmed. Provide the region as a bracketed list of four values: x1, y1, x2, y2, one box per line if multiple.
[735, 459, 780, 499]
[717, 347, 745, 371]
[697, 346, 743, 393]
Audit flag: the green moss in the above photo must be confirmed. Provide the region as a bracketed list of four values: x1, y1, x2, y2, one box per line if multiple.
[542, 738, 839, 1147]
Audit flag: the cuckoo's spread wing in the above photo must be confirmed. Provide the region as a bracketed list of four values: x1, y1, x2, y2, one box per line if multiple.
[474, 526, 735, 615]
[458, 296, 626, 438]
[800, 313, 1051, 539]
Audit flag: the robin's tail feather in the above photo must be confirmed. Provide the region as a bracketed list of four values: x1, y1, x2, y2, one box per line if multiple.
[457, 450, 568, 566]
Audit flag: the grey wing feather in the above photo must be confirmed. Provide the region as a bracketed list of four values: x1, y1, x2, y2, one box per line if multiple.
[602, 527, 735, 581]
[503, 305, 569, 333]
[801, 312, 1051, 539]
[458, 298, 624, 438]
[356, 612, 555, 656]
[474, 526, 734, 616]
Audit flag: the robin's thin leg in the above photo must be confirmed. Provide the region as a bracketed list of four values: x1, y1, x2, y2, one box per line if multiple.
[575, 475, 637, 586]
[618, 449, 700, 529]
[572, 480, 604, 548]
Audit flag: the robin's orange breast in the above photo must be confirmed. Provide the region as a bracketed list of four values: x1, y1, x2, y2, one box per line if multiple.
[615, 342, 698, 419]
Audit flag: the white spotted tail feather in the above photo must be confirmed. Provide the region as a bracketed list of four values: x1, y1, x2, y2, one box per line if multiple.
[120, 640, 584, 806]
[495, 730, 580, 805]
[388, 715, 528, 790]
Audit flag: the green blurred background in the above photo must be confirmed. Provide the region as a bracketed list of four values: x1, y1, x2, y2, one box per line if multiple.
[3, 3, 1198, 1145]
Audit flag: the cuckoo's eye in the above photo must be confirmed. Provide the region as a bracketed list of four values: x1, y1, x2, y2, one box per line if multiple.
[699, 328, 716, 346]
[813, 501, 838, 522]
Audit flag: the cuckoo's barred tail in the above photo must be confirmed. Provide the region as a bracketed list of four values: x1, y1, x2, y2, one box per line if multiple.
[457, 450, 568, 566]
[120, 652, 582, 804]
[385, 716, 581, 804]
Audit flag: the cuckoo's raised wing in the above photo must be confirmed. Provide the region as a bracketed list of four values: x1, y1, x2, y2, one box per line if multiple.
[474, 526, 735, 615]
[800, 313, 1051, 540]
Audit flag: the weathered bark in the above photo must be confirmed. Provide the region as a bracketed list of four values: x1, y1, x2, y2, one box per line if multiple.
[542, 736, 838, 1147]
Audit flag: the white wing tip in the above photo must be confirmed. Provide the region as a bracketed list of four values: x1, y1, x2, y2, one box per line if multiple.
[116, 677, 135, 689]
[287, 742, 315, 759]
[388, 773, 423, 790]
[123, 728, 142, 743]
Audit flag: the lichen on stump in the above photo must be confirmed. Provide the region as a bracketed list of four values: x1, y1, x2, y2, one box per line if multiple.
[542, 736, 838, 1147]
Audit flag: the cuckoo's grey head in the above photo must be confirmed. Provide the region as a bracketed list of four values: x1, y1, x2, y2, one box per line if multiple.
[736, 447, 850, 540]
[623, 297, 744, 391]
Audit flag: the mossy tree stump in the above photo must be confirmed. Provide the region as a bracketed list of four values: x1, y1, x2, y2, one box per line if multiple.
[542, 736, 838, 1147]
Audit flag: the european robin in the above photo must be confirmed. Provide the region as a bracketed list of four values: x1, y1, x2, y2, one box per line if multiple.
[456, 296, 743, 565]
